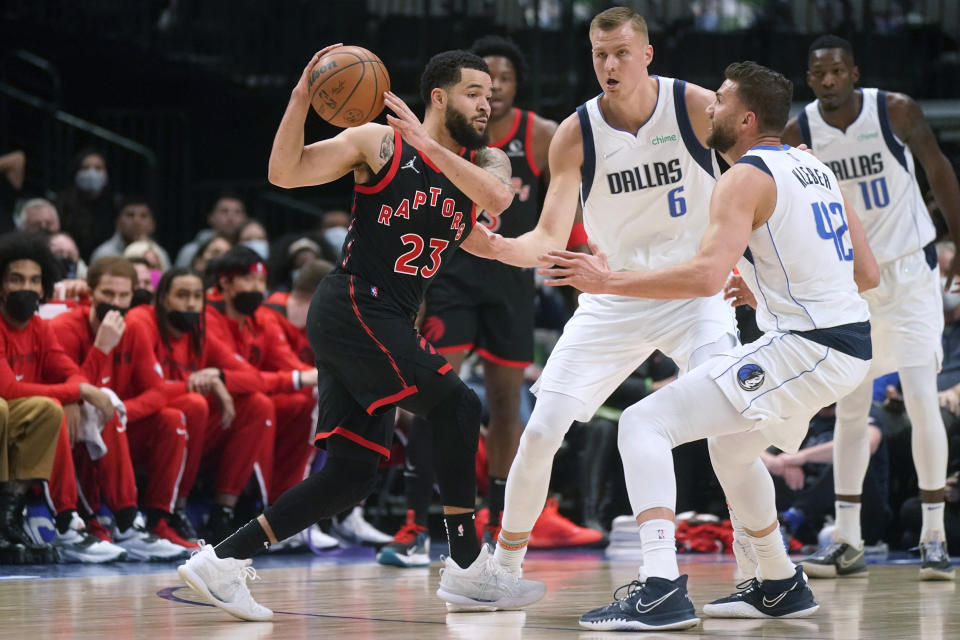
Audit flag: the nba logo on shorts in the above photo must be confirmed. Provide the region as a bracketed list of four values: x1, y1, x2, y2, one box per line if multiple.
[371, 285, 378, 297]
[457, 524, 465, 536]
[736, 363, 765, 391]
[657, 529, 664, 540]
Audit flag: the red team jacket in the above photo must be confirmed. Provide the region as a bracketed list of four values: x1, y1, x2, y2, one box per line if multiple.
[124, 305, 297, 399]
[49, 306, 166, 423]
[262, 292, 314, 365]
[0, 314, 86, 403]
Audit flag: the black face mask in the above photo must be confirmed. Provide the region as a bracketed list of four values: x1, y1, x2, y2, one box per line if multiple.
[95, 302, 128, 321]
[233, 291, 263, 316]
[130, 288, 153, 308]
[167, 310, 200, 333]
[4, 290, 40, 323]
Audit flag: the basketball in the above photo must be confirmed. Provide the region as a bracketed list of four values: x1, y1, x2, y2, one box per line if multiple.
[308, 45, 390, 128]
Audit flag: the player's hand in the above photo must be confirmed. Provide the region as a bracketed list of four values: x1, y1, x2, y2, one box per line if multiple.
[212, 380, 236, 429]
[188, 368, 221, 394]
[299, 368, 318, 388]
[945, 472, 959, 504]
[939, 389, 960, 415]
[79, 383, 115, 422]
[782, 463, 805, 491]
[944, 254, 960, 293]
[293, 44, 344, 100]
[723, 272, 757, 309]
[384, 91, 434, 151]
[63, 402, 81, 446]
[538, 240, 611, 294]
[54, 278, 90, 301]
[94, 310, 125, 354]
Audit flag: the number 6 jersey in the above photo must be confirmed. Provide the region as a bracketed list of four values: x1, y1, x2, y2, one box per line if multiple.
[576, 76, 719, 273]
[736, 145, 869, 332]
[798, 88, 934, 265]
[340, 129, 478, 317]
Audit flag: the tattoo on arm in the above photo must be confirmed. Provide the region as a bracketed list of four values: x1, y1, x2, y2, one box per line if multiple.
[475, 147, 514, 191]
[379, 133, 395, 162]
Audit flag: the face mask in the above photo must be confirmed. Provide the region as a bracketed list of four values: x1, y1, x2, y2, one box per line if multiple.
[943, 276, 960, 313]
[241, 239, 270, 260]
[75, 167, 108, 194]
[95, 302, 127, 321]
[130, 288, 153, 308]
[167, 310, 200, 333]
[233, 290, 263, 316]
[4, 290, 40, 323]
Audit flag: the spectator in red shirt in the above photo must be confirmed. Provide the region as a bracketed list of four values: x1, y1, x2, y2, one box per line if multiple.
[205, 247, 319, 502]
[263, 258, 334, 365]
[51, 257, 196, 551]
[0, 232, 125, 563]
[126, 268, 275, 544]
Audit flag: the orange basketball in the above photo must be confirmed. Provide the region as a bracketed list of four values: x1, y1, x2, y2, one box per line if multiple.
[308, 45, 390, 128]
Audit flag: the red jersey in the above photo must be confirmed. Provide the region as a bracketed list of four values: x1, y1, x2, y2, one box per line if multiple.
[49, 306, 166, 423]
[125, 305, 295, 399]
[0, 314, 86, 403]
[263, 292, 314, 365]
[205, 302, 306, 379]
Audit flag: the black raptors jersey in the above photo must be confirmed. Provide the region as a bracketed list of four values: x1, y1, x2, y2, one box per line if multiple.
[339, 129, 477, 317]
[477, 108, 542, 238]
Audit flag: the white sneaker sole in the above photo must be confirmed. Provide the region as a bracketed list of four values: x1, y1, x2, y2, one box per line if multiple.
[436, 585, 545, 612]
[702, 602, 819, 619]
[919, 566, 956, 581]
[800, 562, 868, 579]
[58, 548, 126, 564]
[178, 564, 274, 622]
[578, 615, 701, 631]
[376, 549, 430, 567]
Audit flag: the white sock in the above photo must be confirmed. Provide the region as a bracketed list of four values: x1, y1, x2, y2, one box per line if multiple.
[728, 506, 757, 578]
[751, 528, 795, 581]
[920, 502, 946, 543]
[834, 500, 862, 546]
[639, 519, 679, 581]
[494, 534, 529, 574]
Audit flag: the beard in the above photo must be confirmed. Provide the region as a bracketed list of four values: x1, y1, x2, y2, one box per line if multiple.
[445, 107, 489, 150]
[706, 120, 737, 154]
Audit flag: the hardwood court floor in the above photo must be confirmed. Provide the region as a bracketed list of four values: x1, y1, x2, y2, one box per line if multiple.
[1, 550, 957, 639]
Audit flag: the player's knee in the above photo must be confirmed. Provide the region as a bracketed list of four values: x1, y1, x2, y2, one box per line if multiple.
[518, 418, 564, 459]
[180, 392, 209, 424]
[246, 392, 276, 431]
[428, 383, 482, 455]
[0, 398, 8, 424]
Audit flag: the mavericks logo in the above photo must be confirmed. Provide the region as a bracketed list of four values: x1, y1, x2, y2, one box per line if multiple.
[736, 364, 765, 391]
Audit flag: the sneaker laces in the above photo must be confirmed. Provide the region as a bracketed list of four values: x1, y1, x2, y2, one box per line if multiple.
[815, 541, 846, 561]
[732, 577, 760, 598]
[611, 579, 645, 603]
[393, 522, 426, 545]
[917, 539, 949, 563]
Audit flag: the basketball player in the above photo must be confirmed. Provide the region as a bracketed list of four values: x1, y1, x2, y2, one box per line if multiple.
[177, 47, 545, 621]
[542, 61, 879, 629]
[783, 35, 960, 580]
[439, 7, 738, 606]
[377, 34, 596, 569]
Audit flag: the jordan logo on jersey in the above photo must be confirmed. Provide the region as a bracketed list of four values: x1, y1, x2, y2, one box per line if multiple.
[505, 139, 525, 158]
[607, 159, 682, 195]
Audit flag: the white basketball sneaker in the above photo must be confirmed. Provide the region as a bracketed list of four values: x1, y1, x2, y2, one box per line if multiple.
[330, 506, 393, 545]
[178, 544, 273, 622]
[52, 512, 127, 563]
[437, 544, 546, 612]
[112, 512, 189, 561]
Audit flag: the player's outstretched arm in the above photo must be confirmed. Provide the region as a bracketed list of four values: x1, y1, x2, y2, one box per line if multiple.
[540, 164, 761, 298]
[382, 92, 514, 216]
[462, 115, 583, 267]
[268, 46, 394, 188]
[842, 194, 880, 292]
[889, 92, 960, 288]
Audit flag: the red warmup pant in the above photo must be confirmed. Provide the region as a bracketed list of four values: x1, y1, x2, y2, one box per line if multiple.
[48, 414, 138, 517]
[170, 391, 274, 500]
[126, 408, 189, 514]
[259, 390, 317, 502]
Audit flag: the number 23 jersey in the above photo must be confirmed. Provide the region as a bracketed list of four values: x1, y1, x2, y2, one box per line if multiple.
[340, 129, 478, 317]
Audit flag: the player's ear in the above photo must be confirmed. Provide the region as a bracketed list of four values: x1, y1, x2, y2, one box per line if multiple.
[644, 44, 653, 67]
[851, 65, 860, 84]
[430, 87, 447, 110]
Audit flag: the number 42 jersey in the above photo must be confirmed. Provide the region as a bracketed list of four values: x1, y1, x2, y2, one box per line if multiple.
[340, 129, 478, 317]
[735, 145, 870, 333]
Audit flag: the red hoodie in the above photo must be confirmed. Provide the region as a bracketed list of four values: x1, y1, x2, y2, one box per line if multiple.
[49, 306, 166, 423]
[0, 313, 86, 403]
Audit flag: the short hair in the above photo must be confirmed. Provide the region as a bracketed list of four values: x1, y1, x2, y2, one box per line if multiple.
[419, 50, 489, 106]
[292, 259, 334, 296]
[211, 189, 246, 212]
[116, 194, 154, 217]
[470, 35, 528, 87]
[208, 245, 266, 289]
[0, 231, 60, 299]
[87, 256, 137, 291]
[809, 35, 855, 62]
[724, 61, 794, 135]
[14, 198, 59, 230]
[589, 6, 649, 41]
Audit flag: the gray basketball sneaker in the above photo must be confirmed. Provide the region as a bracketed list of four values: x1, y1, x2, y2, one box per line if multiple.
[919, 538, 956, 581]
[800, 540, 868, 578]
[436, 544, 546, 612]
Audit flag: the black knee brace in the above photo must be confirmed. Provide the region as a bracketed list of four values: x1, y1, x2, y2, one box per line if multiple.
[263, 437, 380, 541]
[427, 383, 481, 509]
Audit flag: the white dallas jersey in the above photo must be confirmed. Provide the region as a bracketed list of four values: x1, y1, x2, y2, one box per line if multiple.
[799, 88, 934, 264]
[577, 76, 720, 273]
[736, 145, 869, 332]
